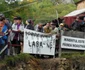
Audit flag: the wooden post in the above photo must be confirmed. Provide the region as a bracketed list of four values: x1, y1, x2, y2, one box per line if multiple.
[58, 37, 62, 58]
[58, 30, 63, 58]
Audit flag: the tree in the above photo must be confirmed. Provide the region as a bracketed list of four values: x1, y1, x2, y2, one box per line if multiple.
[0, 0, 76, 24]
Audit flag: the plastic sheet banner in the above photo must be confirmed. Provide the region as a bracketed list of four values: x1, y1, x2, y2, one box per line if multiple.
[61, 36, 85, 50]
[23, 29, 56, 55]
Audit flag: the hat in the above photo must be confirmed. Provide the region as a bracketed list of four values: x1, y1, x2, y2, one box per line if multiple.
[60, 23, 64, 26]
[14, 16, 22, 20]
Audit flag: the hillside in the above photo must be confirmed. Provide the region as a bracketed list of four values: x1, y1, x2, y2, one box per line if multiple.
[0, 53, 85, 70]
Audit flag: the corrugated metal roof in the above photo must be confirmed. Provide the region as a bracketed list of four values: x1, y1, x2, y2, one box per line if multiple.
[64, 8, 85, 17]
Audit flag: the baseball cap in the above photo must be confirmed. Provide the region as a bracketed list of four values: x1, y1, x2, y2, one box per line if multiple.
[14, 16, 22, 20]
[60, 23, 64, 26]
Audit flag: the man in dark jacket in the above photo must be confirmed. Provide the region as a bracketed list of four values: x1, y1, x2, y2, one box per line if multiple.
[71, 17, 81, 31]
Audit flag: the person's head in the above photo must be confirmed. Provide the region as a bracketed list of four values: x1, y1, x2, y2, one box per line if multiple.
[0, 16, 5, 32]
[38, 23, 43, 28]
[0, 16, 5, 24]
[46, 22, 50, 27]
[13, 16, 17, 23]
[75, 16, 79, 21]
[26, 19, 33, 25]
[0, 14, 5, 23]
[59, 23, 64, 28]
[50, 22, 56, 29]
[15, 16, 22, 24]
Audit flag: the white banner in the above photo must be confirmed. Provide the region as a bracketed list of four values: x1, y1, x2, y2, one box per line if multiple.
[61, 36, 85, 50]
[23, 29, 56, 55]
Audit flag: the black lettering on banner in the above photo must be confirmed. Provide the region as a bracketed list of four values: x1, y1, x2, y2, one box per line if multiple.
[50, 42, 52, 52]
[73, 44, 79, 47]
[25, 31, 31, 36]
[64, 38, 77, 43]
[28, 32, 31, 35]
[47, 42, 52, 48]
[32, 41, 35, 47]
[78, 40, 84, 43]
[40, 42, 43, 48]
[43, 42, 45, 45]
[36, 41, 39, 47]
[25, 32, 28, 36]
[73, 44, 85, 48]
[63, 43, 72, 47]
[28, 40, 31, 47]
[50, 42, 52, 47]
[34, 33, 36, 37]
[36, 41, 40, 53]
[47, 42, 50, 48]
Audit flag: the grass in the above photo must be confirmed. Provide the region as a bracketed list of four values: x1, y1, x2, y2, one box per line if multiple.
[0, 53, 33, 67]
[61, 52, 85, 58]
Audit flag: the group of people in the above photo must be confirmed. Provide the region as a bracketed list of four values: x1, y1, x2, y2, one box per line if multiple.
[0, 14, 24, 58]
[0, 14, 62, 58]
[0, 13, 73, 58]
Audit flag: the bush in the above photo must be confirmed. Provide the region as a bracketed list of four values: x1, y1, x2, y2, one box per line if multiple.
[5, 53, 32, 67]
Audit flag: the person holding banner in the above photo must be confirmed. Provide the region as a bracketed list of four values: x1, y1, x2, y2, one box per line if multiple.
[49, 22, 60, 55]
[35, 23, 44, 32]
[43, 22, 52, 33]
[49, 22, 59, 36]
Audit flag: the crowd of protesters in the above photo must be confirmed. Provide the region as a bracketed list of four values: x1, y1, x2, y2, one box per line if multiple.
[0, 13, 85, 59]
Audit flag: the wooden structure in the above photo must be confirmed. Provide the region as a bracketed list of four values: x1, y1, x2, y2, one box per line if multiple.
[64, 8, 85, 27]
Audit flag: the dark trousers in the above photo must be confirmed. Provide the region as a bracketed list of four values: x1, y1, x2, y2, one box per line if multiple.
[11, 39, 21, 54]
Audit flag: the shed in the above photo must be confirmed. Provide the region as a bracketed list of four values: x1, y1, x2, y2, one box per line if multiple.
[64, 8, 85, 27]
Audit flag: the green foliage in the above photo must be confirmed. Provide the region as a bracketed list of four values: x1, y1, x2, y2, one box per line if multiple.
[56, 4, 76, 17]
[61, 52, 85, 58]
[0, 0, 76, 24]
[5, 53, 32, 66]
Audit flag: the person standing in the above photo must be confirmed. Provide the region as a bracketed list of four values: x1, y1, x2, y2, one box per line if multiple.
[0, 16, 8, 58]
[35, 23, 44, 32]
[43, 22, 52, 33]
[25, 19, 34, 30]
[71, 17, 81, 31]
[11, 16, 24, 55]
